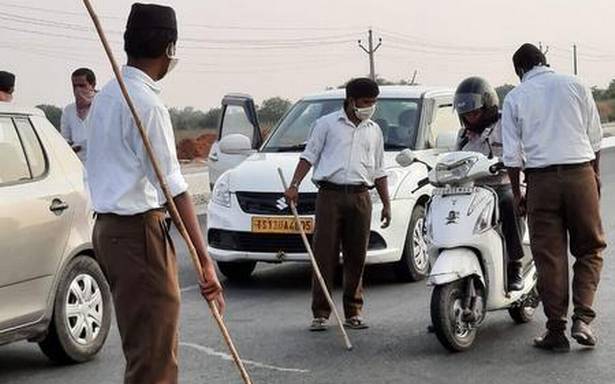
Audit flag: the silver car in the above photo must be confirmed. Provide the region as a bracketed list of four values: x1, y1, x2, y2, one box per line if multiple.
[0, 104, 111, 363]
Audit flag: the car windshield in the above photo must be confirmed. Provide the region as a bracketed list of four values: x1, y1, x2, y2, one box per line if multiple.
[262, 98, 421, 152]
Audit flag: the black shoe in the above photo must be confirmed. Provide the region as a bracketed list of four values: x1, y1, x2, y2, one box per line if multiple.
[508, 261, 525, 291]
[571, 319, 597, 347]
[533, 330, 570, 352]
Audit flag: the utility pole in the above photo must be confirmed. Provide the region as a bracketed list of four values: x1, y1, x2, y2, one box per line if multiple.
[573, 44, 578, 75]
[358, 29, 382, 81]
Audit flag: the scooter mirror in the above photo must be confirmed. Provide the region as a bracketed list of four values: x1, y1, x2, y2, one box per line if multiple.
[396, 148, 416, 167]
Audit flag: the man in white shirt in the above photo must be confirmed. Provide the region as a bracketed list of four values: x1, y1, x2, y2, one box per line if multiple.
[502, 43, 606, 352]
[61, 68, 97, 163]
[86, 4, 223, 383]
[0, 71, 15, 102]
[285, 78, 391, 331]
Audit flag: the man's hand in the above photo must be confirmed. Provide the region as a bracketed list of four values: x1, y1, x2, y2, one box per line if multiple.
[514, 193, 527, 217]
[284, 186, 299, 206]
[199, 262, 225, 315]
[381, 204, 391, 228]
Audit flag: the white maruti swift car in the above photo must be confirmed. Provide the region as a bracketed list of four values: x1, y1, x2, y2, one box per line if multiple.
[206, 86, 461, 282]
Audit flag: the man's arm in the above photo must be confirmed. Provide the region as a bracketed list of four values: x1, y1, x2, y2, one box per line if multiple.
[60, 106, 73, 144]
[374, 130, 390, 228]
[284, 159, 312, 205]
[375, 176, 391, 228]
[171, 192, 224, 313]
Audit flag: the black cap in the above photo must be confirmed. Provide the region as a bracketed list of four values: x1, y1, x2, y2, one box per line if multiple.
[0, 71, 15, 92]
[513, 43, 548, 73]
[346, 78, 380, 99]
[126, 3, 177, 32]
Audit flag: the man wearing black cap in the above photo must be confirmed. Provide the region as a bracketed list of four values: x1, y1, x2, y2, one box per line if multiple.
[285, 77, 390, 331]
[86, 4, 223, 383]
[0, 71, 15, 102]
[502, 43, 606, 352]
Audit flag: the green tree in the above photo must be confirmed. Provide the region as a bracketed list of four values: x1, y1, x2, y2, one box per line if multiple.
[36, 104, 62, 131]
[257, 97, 291, 124]
[495, 84, 515, 107]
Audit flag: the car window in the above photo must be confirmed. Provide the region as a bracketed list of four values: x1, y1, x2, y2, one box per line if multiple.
[221, 105, 255, 140]
[0, 117, 31, 185]
[14, 118, 47, 179]
[263, 98, 420, 152]
[429, 104, 460, 147]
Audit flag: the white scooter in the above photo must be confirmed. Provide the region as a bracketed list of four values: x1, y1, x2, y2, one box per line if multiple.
[397, 149, 539, 352]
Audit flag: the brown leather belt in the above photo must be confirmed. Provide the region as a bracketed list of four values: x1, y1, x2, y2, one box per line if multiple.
[525, 162, 591, 174]
[318, 181, 369, 193]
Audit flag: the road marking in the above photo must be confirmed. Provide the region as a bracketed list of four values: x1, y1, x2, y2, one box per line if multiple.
[180, 342, 310, 374]
[180, 284, 199, 293]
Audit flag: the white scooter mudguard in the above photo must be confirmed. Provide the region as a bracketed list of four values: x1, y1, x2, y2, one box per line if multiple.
[428, 248, 485, 286]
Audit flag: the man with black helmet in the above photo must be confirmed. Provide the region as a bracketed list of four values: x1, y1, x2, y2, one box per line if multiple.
[0, 71, 15, 102]
[285, 77, 390, 331]
[502, 43, 605, 352]
[86, 4, 223, 382]
[453, 76, 525, 291]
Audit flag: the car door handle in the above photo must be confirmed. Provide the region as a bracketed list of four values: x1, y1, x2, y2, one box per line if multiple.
[209, 152, 219, 162]
[49, 199, 69, 214]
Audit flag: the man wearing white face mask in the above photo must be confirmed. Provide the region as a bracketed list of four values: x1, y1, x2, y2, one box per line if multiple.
[61, 68, 97, 163]
[285, 77, 390, 331]
[86, 4, 223, 383]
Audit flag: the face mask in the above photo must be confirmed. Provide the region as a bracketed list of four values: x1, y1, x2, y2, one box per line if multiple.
[74, 87, 95, 108]
[165, 43, 179, 75]
[353, 103, 376, 121]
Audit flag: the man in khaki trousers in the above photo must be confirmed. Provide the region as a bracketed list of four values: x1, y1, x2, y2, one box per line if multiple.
[86, 4, 224, 382]
[502, 43, 606, 352]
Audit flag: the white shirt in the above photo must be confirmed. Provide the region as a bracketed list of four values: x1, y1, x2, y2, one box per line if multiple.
[502, 66, 603, 169]
[458, 121, 507, 185]
[85, 66, 187, 215]
[61, 103, 89, 163]
[300, 109, 386, 186]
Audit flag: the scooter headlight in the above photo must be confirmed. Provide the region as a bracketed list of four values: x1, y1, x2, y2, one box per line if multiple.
[473, 200, 494, 234]
[435, 156, 478, 184]
[212, 173, 232, 208]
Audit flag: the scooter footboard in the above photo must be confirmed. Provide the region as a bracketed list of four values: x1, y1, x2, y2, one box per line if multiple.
[428, 248, 485, 286]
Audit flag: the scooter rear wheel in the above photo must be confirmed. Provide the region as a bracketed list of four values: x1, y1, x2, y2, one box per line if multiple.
[430, 279, 478, 352]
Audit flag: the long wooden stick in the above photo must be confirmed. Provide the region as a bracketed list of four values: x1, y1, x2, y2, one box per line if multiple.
[277, 168, 353, 351]
[81, 1, 253, 382]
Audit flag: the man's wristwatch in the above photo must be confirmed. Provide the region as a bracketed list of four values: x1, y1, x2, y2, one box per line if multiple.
[290, 181, 300, 189]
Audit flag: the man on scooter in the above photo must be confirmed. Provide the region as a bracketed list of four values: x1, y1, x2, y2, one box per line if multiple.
[453, 77, 524, 291]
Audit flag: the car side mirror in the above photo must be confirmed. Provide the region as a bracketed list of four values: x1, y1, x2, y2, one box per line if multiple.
[219, 134, 253, 155]
[436, 132, 458, 151]
[396, 148, 416, 168]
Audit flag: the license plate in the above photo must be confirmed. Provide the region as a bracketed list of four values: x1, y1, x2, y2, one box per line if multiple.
[251, 216, 315, 234]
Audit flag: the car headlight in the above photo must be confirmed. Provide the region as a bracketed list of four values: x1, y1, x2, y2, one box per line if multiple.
[473, 200, 494, 234]
[435, 156, 478, 185]
[212, 173, 232, 208]
[370, 169, 401, 204]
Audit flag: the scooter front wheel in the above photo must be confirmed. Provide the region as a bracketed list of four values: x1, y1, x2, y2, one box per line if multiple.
[430, 280, 478, 352]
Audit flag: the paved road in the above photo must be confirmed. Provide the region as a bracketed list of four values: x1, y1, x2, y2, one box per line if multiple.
[1, 149, 614, 384]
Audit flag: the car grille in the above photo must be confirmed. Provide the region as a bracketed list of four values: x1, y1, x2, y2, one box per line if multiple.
[208, 229, 387, 253]
[235, 192, 317, 215]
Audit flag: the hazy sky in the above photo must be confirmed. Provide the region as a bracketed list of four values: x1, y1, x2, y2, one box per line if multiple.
[1, 0, 614, 111]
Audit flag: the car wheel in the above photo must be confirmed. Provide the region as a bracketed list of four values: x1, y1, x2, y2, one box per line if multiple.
[217, 261, 257, 281]
[394, 204, 429, 282]
[39, 256, 112, 364]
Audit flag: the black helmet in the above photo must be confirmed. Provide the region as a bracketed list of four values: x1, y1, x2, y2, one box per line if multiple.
[454, 77, 500, 133]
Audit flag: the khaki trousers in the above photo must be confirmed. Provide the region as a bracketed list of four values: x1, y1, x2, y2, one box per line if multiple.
[93, 209, 180, 384]
[526, 164, 606, 331]
[311, 188, 372, 319]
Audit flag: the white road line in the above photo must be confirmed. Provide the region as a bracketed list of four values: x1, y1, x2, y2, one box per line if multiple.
[180, 342, 310, 374]
[180, 284, 199, 293]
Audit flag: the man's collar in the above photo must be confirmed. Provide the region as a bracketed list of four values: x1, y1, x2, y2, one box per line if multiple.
[122, 65, 161, 94]
[522, 65, 554, 82]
